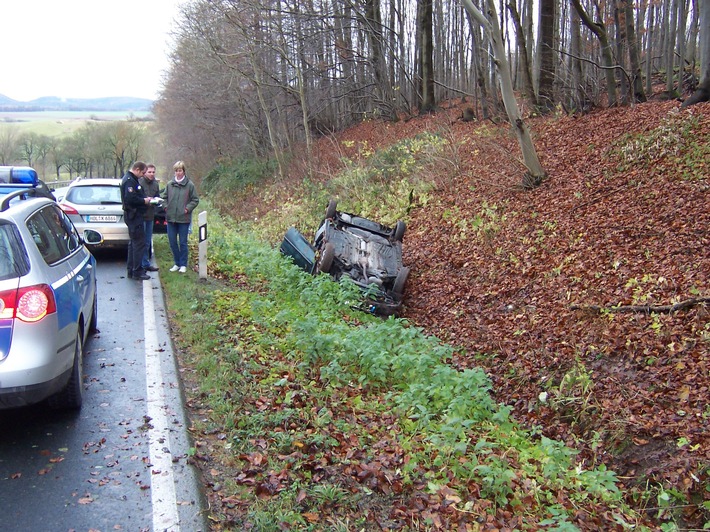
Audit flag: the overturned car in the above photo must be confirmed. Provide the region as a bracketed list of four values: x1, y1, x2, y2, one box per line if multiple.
[280, 200, 410, 316]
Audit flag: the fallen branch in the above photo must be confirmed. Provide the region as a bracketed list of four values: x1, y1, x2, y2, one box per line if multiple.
[571, 297, 710, 314]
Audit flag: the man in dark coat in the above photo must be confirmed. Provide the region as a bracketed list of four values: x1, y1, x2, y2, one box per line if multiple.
[120, 161, 153, 281]
[139, 163, 161, 272]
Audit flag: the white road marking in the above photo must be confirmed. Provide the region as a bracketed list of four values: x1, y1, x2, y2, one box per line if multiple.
[144, 279, 180, 531]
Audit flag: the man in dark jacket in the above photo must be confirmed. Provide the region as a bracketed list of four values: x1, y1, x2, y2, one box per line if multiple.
[120, 161, 153, 281]
[139, 163, 161, 272]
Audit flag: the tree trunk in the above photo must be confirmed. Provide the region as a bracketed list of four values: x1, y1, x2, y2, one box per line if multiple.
[538, 0, 556, 112]
[677, 0, 687, 87]
[624, 0, 647, 102]
[467, 15, 492, 119]
[686, 0, 700, 73]
[571, 0, 618, 106]
[682, 0, 710, 106]
[614, 3, 630, 105]
[364, 0, 395, 119]
[645, 2, 655, 96]
[417, 0, 436, 113]
[506, 0, 537, 105]
[460, 0, 547, 188]
[569, 6, 585, 110]
[666, 0, 679, 95]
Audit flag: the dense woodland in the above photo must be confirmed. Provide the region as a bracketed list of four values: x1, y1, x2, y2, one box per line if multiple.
[1, 0, 707, 183]
[155, 0, 709, 176]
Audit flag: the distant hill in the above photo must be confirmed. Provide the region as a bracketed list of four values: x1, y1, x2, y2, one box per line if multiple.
[0, 94, 153, 112]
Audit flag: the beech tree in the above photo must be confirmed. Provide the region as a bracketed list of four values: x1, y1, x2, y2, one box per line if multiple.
[417, 0, 436, 113]
[571, 0, 618, 107]
[153, 0, 703, 175]
[460, 0, 547, 188]
[537, 0, 556, 112]
[506, 0, 537, 106]
[682, 0, 710, 106]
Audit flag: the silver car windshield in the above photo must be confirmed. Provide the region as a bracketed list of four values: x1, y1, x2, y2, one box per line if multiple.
[67, 185, 122, 205]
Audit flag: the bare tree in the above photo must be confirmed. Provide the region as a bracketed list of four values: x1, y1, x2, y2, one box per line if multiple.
[571, 0, 618, 107]
[0, 125, 20, 166]
[682, 0, 710, 106]
[665, 0, 679, 96]
[506, 0, 537, 105]
[622, 0, 646, 102]
[538, 0, 557, 111]
[17, 132, 43, 168]
[417, 0, 436, 112]
[151, 0, 702, 177]
[460, 0, 547, 188]
[567, 5, 586, 110]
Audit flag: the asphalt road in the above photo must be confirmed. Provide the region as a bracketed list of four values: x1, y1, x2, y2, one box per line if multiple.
[0, 250, 207, 532]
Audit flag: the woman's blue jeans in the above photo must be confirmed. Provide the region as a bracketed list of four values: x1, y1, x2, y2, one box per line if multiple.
[167, 222, 190, 267]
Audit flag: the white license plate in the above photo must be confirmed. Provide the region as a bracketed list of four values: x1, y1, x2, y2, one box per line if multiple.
[87, 215, 118, 222]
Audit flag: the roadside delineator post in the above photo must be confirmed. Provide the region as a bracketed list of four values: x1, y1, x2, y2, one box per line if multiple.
[198, 210, 207, 280]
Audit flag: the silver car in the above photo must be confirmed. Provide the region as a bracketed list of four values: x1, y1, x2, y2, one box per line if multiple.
[0, 185, 101, 409]
[60, 178, 129, 249]
[51, 185, 71, 202]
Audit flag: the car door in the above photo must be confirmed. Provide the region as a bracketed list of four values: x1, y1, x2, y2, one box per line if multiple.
[25, 205, 92, 370]
[0, 223, 29, 360]
[44, 204, 95, 337]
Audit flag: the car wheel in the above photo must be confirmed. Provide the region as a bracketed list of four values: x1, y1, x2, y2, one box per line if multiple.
[392, 266, 410, 299]
[318, 242, 335, 273]
[89, 289, 98, 334]
[325, 199, 337, 219]
[48, 331, 84, 410]
[393, 221, 406, 242]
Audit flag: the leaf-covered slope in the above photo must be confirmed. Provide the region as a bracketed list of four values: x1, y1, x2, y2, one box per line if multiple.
[305, 99, 710, 522]
[220, 98, 708, 526]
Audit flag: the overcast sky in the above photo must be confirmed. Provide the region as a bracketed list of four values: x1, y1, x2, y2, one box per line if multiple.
[0, 0, 184, 102]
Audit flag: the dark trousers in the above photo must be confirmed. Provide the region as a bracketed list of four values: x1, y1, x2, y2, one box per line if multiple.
[125, 213, 146, 276]
[142, 219, 154, 268]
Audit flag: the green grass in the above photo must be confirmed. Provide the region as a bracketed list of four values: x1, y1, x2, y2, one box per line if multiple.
[148, 119, 710, 527]
[1, 111, 151, 135]
[153, 208, 647, 530]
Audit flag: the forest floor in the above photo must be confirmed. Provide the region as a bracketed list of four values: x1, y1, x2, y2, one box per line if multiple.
[212, 96, 710, 528]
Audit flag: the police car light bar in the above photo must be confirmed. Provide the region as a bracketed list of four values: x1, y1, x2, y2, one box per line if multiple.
[0, 166, 40, 186]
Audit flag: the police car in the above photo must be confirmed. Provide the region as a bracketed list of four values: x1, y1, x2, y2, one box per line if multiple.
[0, 166, 102, 409]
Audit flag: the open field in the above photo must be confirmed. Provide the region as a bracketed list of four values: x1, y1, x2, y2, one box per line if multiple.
[0, 110, 152, 136]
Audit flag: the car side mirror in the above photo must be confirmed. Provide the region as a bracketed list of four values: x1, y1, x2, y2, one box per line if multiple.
[83, 229, 104, 245]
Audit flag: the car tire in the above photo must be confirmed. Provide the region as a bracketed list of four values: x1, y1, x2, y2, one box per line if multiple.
[393, 221, 406, 242]
[392, 266, 410, 299]
[325, 199, 337, 219]
[318, 242, 335, 273]
[48, 331, 84, 410]
[89, 289, 98, 334]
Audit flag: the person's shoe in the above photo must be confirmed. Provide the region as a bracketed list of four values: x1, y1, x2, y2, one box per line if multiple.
[133, 273, 151, 281]
[146, 265, 159, 272]
[178, 266, 187, 273]
[169, 265, 179, 272]
[127, 271, 133, 279]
